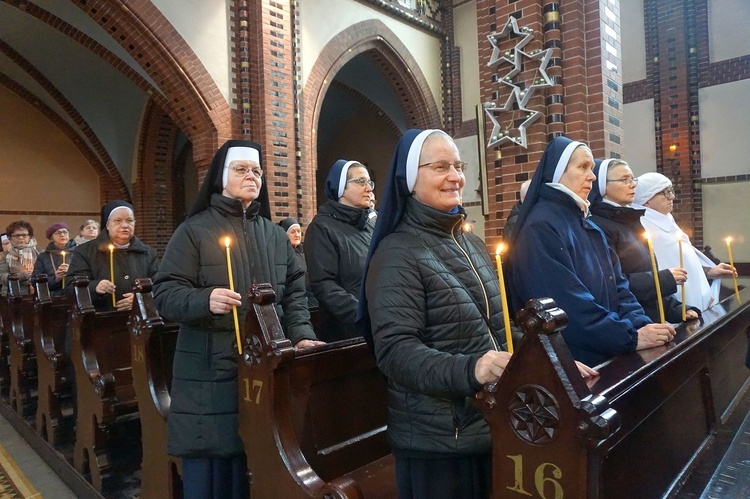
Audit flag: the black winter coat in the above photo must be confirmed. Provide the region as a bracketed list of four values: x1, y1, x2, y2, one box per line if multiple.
[33, 240, 77, 296]
[66, 232, 159, 310]
[304, 200, 373, 341]
[590, 201, 697, 323]
[153, 194, 316, 458]
[366, 198, 510, 456]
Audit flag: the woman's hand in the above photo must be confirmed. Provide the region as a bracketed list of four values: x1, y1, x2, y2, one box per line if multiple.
[294, 339, 326, 349]
[669, 267, 687, 285]
[575, 361, 599, 378]
[116, 292, 134, 311]
[636, 323, 676, 350]
[685, 309, 699, 321]
[706, 263, 737, 279]
[474, 350, 512, 384]
[96, 279, 115, 295]
[209, 288, 242, 314]
[55, 263, 69, 279]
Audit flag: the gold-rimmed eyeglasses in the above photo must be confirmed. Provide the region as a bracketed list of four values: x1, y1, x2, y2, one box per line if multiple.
[346, 177, 375, 189]
[228, 165, 263, 178]
[418, 161, 468, 174]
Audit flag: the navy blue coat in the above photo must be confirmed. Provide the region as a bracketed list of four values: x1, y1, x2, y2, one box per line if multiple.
[510, 186, 651, 366]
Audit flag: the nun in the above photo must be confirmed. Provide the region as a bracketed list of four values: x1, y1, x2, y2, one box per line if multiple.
[304, 159, 374, 341]
[153, 140, 321, 499]
[634, 172, 736, 311]
[356, 129, 595, 499]
[66, 200, 158, 311]
[279, 216, 318, 308]
[588, 160, 699, 323]
[508, 137, 676, 367]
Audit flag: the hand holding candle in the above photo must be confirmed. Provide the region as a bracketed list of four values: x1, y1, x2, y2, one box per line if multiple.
[495, 243, 514, 354]
[224, 237, 243, 355]
[726, 237, 741, 303]
[108, 244, 116, 307]
[61, 251, 67, 289]
[645, 232, 666, 324]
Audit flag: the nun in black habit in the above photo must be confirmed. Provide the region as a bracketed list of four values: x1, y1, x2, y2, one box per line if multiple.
[153, 140, 322, 499]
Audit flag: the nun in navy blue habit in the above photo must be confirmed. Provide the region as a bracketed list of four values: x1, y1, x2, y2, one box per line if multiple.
[304, 159, 374, 341]
[508, 136, 676, 367]
[356, 129, 521, 499]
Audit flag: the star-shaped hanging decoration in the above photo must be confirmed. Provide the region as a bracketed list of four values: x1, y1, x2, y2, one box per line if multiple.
[487, 17, 534, 67]
[515, 47, 553, 106]
[484, 90, 541, 149]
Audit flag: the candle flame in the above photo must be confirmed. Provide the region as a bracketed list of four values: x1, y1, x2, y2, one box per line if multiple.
[643, 231, 651, 241]
[496, 243, 505, 256]
[463, 223, 472, 233]
[108, 244, 114, 251]
[61, 251, 66, 256]
[726, 236, 732, 244]
[224, 236, 231, 248]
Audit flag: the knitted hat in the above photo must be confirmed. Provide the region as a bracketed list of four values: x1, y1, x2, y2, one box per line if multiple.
[278, 217, 300, 232]
[634, 172, 671, 206]
[46, 222, 69, 240]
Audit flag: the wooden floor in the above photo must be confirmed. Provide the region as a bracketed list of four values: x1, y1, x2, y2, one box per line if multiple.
[0, 413, 76, 498]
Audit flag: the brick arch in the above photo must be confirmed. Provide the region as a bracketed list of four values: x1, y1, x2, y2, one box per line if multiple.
[300, 19, 442, 220]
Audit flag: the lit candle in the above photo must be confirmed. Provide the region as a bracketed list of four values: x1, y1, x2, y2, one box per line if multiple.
[495, 244, 514, 354]
[725, 237, 741, 303]
[61, 251, 66, 289]
[224, 237, 243, 355]
[108, 244, 116, 307]
[677, 236, 685, 321]
[645, 233, 666, 324]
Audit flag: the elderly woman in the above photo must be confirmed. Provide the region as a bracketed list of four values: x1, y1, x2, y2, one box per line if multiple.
[588, 160, 699, 323]
[74, 219, 100, 245]
[634, 172, 736, 311]
[66, 200, 159, 311]
[0, 220, 39, 296]
[32, 222, 77, 296]
[305, 159, 374, 341]
[153, 140, 322, 499]
[358, 130, 596, 499]
[509, 137, 676, 367]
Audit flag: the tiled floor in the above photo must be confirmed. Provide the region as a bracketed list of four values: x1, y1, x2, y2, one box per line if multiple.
[0, 414, 76, 498]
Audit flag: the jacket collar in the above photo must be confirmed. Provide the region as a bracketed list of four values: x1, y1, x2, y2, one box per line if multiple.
[591, 200, 645, 225]
[401, 196, 465, 237]
[318, 200, 370, 230]
[209, 192, 261, 221]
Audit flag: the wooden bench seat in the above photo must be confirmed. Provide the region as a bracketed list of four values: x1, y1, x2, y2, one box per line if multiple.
[128, 278, 182, 499]
[237, 283, 395, 498]
[477, 290, 750, 499]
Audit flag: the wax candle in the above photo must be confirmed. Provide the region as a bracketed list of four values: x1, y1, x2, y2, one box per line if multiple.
[108, 244, 116, 307]
[677, 236, 685, 321]
[645, 233, 666, 324]
[225, 237, 243, 355]
[61, 251, 66, 289]
[494, 244, 514, 354]
[726, 237, 741, 303]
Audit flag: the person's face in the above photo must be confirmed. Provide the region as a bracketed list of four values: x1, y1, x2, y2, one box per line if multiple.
[51, 228, 70, 248]
[1, 239, 9, 252]
[604, 164, 637, 206]
[644, 186, 675, 215]
[9, 229, 31, 250]
[80, 224, 99, 240]
[559, 146, 596, 199]
[339, 166, 373, 209]
[287, 225, 302, 247]
[106, 207, 135, 246]
[222, 160, 263, 207]
[412, 136, 465, 212]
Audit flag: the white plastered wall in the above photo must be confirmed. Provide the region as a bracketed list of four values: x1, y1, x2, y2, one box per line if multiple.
[708, 0, 750, 63]
[621, 0, 646, 84]
[622, 99, 657, 175]
[699, 80, 750, 178]
[455, 135, 485, 241]
[454, 1, 480, 122]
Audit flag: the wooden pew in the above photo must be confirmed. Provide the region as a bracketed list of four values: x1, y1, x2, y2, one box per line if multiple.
[32, 274, 75, 447]
[7, 273, 38, 417]
[0, 277, 12, 399]
[477, 291, 750, 499]
[128, 278, 182, 499]
[237, 283, 395, 498]
[70, 276, 140, 492]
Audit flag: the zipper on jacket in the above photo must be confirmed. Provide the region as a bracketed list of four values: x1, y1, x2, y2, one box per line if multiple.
[451, 219, 499, 352]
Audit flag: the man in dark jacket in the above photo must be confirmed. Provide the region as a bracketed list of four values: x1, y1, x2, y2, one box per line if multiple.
[305, 159, 374, 341]
[66, 200, 158, 311]
[153, 140, 321, 499]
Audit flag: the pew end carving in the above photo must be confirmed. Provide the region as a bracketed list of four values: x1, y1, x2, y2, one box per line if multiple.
[129, 278, 182, 499]
[238, 282, 394, 498]
[8, 273, 38, 417]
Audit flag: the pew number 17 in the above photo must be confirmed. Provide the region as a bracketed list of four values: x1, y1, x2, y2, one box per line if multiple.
[242, 378, 263, 404]
[507, 454, 564, 499]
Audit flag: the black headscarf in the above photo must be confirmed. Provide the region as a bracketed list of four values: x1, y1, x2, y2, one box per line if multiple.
[100, 200, 134, 229]
[188, 139, 271, 219]
[278, 217, 300, 232]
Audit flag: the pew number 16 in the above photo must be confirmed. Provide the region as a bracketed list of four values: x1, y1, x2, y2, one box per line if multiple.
[507, 454, 564, 499]
[242, 378, 263, 404]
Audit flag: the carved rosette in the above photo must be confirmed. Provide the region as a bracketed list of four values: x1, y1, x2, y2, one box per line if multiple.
[509, 384, 560, 444]
[244, 334, 263, 367]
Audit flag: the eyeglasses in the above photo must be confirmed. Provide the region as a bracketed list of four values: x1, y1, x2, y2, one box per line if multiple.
[53, 229, 69, 236]
[606, 176, 638, 186]
[228, 165, 263, 178]
[661, 187, 676, 199]
[418, 161, 468, 174]
[346, 177, 375, 189]
[109, 218, 136, 226]
[10, 233, 30, 240]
